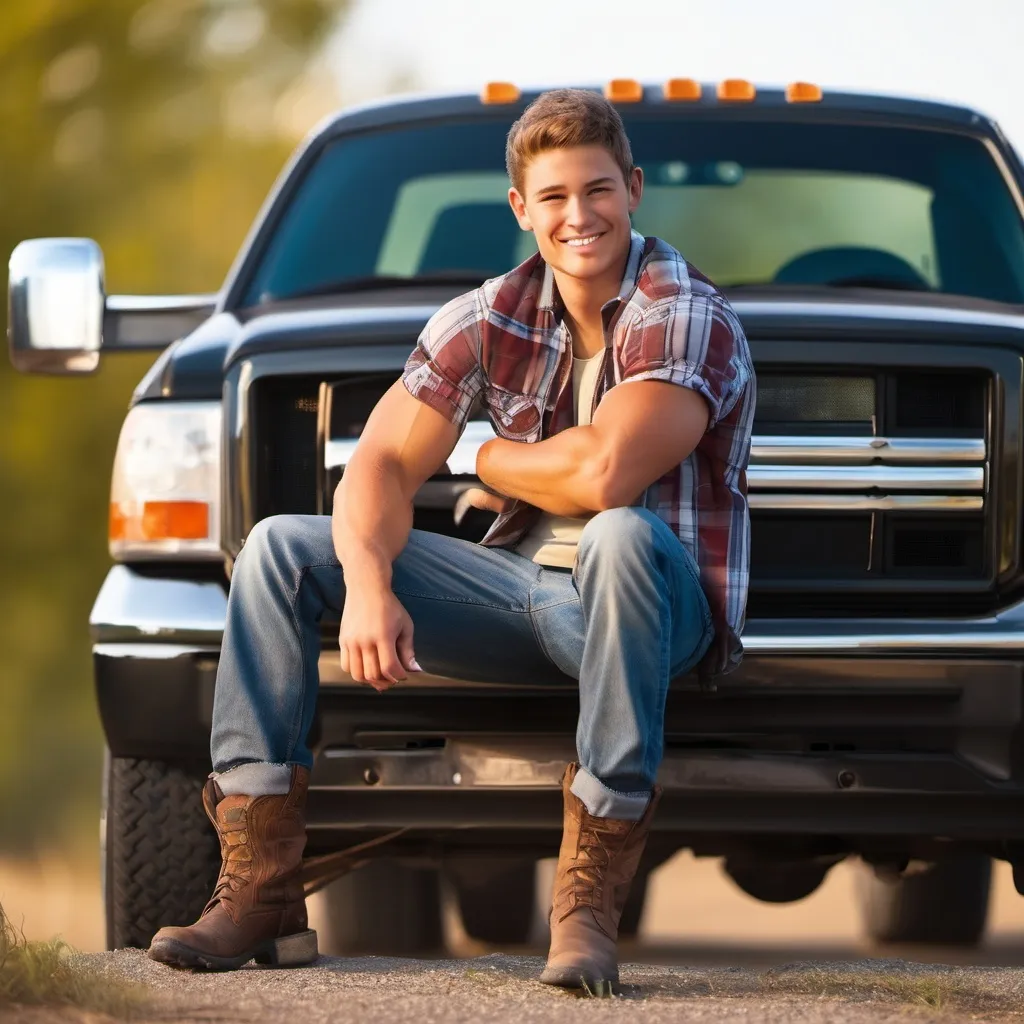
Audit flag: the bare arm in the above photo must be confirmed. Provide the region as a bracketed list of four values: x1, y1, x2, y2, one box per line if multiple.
[333, 379, 459, 689]
[476, 380, 710, 515]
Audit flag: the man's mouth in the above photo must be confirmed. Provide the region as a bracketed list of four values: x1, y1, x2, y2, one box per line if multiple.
[561, 233, 603, 249]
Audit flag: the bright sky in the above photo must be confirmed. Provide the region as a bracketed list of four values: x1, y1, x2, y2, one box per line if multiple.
[328, 0, 1024, 151]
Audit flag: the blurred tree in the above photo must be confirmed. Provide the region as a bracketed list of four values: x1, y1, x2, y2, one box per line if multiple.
[0, 0, 351, 851]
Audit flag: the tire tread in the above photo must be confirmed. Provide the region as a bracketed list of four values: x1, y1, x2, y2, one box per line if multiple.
[106, 757, 220, 950]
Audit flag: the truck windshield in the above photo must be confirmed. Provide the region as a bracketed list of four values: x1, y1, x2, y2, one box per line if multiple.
[240, 116, 1024, 307]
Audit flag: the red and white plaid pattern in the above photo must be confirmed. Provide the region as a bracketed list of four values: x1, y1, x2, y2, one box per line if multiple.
[403, 232, 755, 678]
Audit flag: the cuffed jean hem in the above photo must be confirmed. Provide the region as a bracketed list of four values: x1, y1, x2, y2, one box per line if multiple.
[215, 761, 293, 797]
[571, 766, 651, 821]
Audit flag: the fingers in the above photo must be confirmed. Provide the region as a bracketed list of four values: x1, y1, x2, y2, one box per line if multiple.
[361, 647, 391, 692]
[396, 628, 422, 674]
[454, 487, 513, 524]
[341, 639, 407, 691]
[376, 638, 409, 684]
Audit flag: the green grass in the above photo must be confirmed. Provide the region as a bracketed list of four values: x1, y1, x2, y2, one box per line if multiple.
[762, 963, 1020, 1016]
[0, 903, 149, 1018]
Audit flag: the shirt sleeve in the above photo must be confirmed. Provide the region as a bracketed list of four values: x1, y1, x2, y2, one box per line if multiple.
[402, 290, 485, 430]
[617, 294, 746, 430]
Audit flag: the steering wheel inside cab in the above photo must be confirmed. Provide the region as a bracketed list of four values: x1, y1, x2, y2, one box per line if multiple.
[773, 246, 932, 291]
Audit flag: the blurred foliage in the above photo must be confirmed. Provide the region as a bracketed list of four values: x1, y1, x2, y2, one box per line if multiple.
[0, 0, 351, 852]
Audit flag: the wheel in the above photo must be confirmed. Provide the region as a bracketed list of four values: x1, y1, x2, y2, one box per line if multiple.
[446, 858, 536, 945]
[313, 859, 443, 955]
[102, 751, 220, 950]
[856, 855, 991, 946]
[723, 857, 830, 903]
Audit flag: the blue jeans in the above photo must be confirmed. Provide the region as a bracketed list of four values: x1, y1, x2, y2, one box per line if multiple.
[211, 507, 713, 819]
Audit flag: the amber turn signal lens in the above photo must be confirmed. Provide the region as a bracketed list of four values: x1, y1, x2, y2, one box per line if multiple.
[480, 82, 521, 104]
[663, 78, 702, 101]
[717, 79, 756, 102]
[786, 81, 823, 103]
[604, 79, 644, 103]
[110, 500, 210, 542]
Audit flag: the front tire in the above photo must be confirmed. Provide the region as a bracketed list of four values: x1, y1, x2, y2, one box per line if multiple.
[102, 752, 220, 950]
[856, 855, 991, 946]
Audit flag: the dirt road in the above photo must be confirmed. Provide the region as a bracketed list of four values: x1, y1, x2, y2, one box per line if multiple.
[66, 948, 1024, 1023]
[7, 851, 1024, 1021]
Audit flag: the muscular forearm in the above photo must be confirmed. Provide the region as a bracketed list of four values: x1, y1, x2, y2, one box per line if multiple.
[332, 450, 414, 588]
[476, 427, 616, 517]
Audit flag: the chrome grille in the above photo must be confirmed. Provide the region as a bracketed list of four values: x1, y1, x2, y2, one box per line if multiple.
[249, 367, 992, 615]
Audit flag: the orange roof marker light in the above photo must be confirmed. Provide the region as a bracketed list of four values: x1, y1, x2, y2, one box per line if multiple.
[663, 78, 702, 102]
[717, 79, 756, 102]
[604, 79, 644, 103]
[786, 81, 823, 103]
[481, 81, 521, 105]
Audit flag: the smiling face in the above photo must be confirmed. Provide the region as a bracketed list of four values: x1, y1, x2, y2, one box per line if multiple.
[508, 144, 643, 294]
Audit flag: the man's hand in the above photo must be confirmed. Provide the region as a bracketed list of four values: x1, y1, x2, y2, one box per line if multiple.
[339, 584, 421, 692]
[453, 483, 514, 525]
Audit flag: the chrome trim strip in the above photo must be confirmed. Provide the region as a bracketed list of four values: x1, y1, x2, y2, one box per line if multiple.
[748, 465, 983, 491]
[740, 630, 1023, 653]
[749, 494, 983, 512]
[89, 565, 227, 644]
[328, 432, 987, 474]
[415, 486, 985, 512]
[750, 436, 985, 464]
[106, 294, 219, 314]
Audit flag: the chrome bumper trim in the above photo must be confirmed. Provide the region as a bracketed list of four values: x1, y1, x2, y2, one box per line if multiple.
[316, 741, 991, 794]
[93, 642, 219, 659]
[89, 565, 227, 644]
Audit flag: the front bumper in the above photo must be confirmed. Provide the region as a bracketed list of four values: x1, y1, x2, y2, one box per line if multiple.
[92, 566, 1024, 850]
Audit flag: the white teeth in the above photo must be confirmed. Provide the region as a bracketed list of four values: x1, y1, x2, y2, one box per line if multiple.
[565, 234, 600, 247]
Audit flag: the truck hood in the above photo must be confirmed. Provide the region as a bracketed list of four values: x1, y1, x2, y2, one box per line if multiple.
[136, 287, 1024, 403]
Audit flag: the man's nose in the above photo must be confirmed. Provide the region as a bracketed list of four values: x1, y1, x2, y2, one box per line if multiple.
[564, 194, 592, 231]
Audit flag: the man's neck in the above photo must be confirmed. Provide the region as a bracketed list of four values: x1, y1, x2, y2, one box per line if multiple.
[552, 248, 630, 359]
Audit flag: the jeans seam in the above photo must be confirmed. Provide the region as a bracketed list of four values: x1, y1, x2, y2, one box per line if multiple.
[391, 586, 528, 614]
[284, 561, 335, 761]
[525, 579, 577, 666]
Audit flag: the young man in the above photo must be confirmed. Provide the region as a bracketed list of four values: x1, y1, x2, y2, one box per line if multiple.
[148, 89, 755, 988]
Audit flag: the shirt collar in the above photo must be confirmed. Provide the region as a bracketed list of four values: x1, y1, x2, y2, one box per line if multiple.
[538, 229, 646, 313]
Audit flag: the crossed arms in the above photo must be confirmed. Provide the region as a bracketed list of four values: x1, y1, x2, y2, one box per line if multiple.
[332, 377, 709, 689]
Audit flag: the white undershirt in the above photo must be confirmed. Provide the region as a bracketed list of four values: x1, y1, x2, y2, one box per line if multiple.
[515, 349, 606, 569]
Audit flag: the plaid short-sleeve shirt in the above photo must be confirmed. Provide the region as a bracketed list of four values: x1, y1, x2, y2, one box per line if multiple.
[403, 231, 755, 679]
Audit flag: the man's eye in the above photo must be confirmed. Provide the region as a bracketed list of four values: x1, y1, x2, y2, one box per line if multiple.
[541, 195, 564, 202]
[590, 187, 610, 195]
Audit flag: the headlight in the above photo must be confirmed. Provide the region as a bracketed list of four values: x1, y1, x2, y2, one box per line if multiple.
[109, 401, 222, 560]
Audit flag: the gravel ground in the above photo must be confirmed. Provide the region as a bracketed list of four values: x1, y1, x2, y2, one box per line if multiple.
[40, 949, 1024, 1024]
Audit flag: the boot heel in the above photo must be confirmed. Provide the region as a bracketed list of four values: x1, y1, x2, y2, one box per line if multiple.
[254, 929, 319, 967]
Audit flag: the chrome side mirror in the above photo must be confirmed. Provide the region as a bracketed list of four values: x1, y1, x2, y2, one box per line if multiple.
[8, 238, 104, 374]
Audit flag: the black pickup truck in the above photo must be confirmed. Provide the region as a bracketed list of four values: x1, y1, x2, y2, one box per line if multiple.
[10, 80, 1024, 954]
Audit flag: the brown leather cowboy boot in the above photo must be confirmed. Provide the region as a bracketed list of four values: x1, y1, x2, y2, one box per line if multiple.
[148, 764, 318, 970]
[540, 763, 660, 991]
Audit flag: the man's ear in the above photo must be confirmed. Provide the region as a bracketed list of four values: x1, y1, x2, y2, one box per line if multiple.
[628, 166, 644, 214]
[508, 187, 533, 231]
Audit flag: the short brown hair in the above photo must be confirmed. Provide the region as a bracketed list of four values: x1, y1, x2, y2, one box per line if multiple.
[505, 89, 634, 194]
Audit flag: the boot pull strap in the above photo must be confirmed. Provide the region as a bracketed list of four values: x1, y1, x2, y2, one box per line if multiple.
[299, 827, 409, 897]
